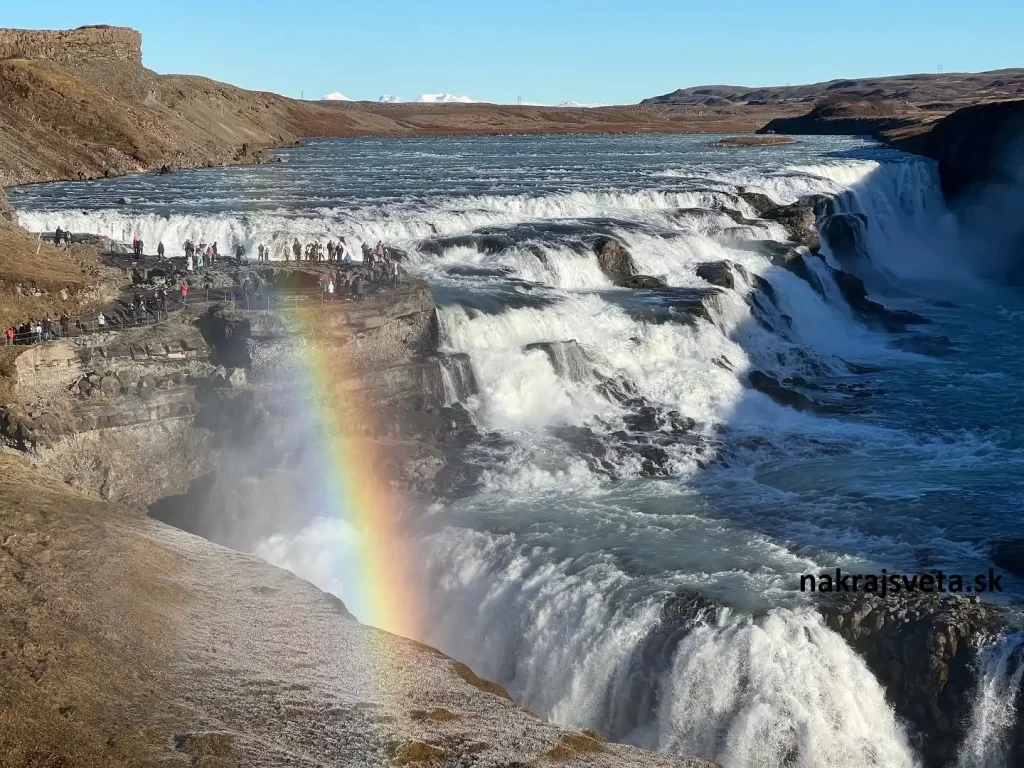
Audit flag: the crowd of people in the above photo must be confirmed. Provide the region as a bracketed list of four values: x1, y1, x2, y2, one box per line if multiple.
[6, 315, 75, 345]
[182, 239, 220, 271]
[10, 231, 406, 347]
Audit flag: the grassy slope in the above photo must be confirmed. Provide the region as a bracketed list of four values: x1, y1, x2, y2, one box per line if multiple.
[0, 187, 118, 335]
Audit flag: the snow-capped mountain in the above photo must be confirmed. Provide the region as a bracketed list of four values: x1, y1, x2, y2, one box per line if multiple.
[378, 95, 404, 103]
[417, 93, 475, 103]
[322, 92, 351, 101]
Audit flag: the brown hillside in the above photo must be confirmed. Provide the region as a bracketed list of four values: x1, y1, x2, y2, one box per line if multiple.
[0, 26, 788, 187]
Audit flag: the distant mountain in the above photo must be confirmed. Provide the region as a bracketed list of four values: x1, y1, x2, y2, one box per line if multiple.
[322, 92, 351, 101]
[641, 69, 1024, 110]
[418, 93, 475, 104]
[378, 94, 403, 103]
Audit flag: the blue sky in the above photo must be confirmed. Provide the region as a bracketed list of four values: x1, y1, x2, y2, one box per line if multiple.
[7, 0, 1021, 104]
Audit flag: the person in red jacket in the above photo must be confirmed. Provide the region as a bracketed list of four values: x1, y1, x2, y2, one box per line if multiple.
[180, 280, 189, 303]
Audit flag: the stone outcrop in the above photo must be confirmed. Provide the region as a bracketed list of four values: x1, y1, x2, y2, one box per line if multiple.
[762, 201, 820, 251]
[1, 277, 476, 532]
[819, 593, 1002, 768]
[0, 25, 142, 66]
[898, 99, 1024, 201]
[593, 237, 666, 289]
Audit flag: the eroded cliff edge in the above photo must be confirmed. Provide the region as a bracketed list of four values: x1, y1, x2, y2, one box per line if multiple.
[0, 453, 720, 768]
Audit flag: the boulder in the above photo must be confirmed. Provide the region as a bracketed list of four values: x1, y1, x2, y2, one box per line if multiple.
[695, 261, 735, 290]
[620, 274, 667, 289]
[762, 202, 820, 251]
[593, 237, 638, 287]
[99, 376, 122, 396]
[738, 191, 777, 215]
[747, 370, 817, 412]
[116, 369, 140, 389]
[798, 193, 836, 218]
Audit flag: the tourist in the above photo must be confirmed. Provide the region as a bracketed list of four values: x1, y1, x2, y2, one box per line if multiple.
[206, 244, 214, 265]
[292, 239, 301, 262]
[63, 230, 71, 246]
[258, 244, 265, 262]
[96, 311, 106, 332]
[376, 240, 385, 262]
[196, 250, 204, 270]
[157, 241, 165, 258]
[180, 281, 189, 303]
[391, 259, 400, 287]
[54, 227, 63, 246]
[211, 242, 218, 263]
[5, 327, 13, 345]
[186, 253, 194, 272]
[327, 241, 335, 261]
[236, 243, 246, 263]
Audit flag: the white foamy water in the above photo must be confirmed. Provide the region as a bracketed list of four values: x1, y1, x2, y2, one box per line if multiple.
[14, 134, 1024, 768]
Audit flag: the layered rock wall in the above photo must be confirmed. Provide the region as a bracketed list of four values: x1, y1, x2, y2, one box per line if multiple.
[0, 26, 142, 66]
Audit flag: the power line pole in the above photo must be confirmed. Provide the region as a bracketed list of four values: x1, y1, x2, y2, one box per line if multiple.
[938, 64, 943, 74]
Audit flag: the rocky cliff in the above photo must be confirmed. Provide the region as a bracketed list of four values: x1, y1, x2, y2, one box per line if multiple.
[904, 99, 1024, 200]
[0, 25, 141, 66]
[1, 275, 469, 519]
[0, 453, 719, 768]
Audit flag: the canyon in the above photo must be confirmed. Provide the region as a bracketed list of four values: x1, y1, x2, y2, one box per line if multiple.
[3, 23, 1024, 768]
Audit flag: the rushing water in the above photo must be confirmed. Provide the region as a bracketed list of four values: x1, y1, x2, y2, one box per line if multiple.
[12, 134, 1024, 767]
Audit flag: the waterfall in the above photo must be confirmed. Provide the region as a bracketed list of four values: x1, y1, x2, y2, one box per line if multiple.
[958, 633, 1024, 768]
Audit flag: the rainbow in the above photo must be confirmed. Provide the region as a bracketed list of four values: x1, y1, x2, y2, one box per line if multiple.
[293, 312, 421, 641]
